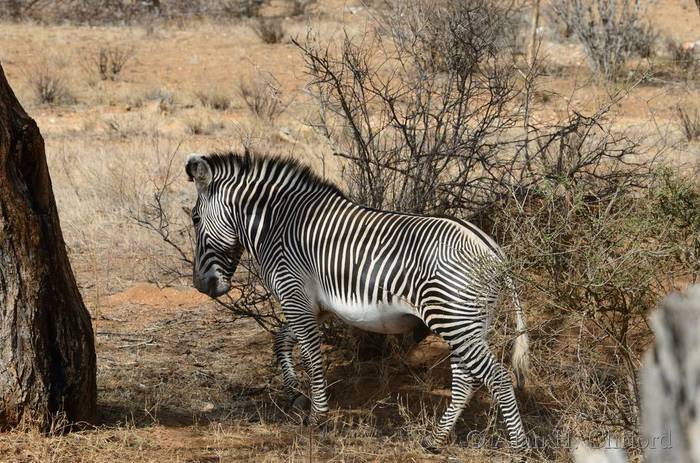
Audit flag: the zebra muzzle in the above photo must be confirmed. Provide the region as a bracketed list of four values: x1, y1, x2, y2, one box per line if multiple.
[194, 272, 230, 297]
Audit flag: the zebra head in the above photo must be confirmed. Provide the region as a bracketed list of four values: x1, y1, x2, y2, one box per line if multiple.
[186, 153, 243, 297]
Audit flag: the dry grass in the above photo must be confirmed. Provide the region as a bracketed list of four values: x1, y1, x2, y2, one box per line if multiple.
[663, 38, 700, 81]
[252, 17, 286, 44]
[183, 113, 225, 135]
[0, 1, 698, 461]
[677, 105, 700, 142]
[195, 88, 233, 111]
[84, 45, 135, 81]
[238, 73, 287, 123]
[30, 63, 75, 105]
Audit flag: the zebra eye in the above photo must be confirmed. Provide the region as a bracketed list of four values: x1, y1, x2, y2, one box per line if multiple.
[192, 215, 201, 226]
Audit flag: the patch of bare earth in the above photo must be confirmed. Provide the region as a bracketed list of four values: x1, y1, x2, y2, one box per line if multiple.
[0, 282, 518, 462]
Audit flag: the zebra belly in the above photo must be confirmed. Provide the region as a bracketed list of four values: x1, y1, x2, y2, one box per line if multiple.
[318, 293, 420, 334]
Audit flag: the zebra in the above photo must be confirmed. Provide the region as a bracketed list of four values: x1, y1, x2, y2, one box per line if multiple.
[185, 151, 530, 452]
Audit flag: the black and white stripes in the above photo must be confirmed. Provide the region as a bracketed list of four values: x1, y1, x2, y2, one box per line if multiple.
[186, 151, 529, 452]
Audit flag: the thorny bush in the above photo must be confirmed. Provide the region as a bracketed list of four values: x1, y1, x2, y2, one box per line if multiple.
[294, 0, 700, 458]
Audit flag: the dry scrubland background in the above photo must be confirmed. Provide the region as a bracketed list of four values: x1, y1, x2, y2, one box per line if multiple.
[0, 0, 699, 461]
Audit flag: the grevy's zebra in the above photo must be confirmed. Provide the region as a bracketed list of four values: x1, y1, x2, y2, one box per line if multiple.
[186, 151, 530, 451]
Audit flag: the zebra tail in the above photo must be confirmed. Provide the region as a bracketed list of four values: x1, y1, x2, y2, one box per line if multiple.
[508, 278, 529, 390]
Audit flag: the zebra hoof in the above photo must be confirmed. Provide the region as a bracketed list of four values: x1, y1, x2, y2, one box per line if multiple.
[303, 409, 328, 427]
[288, 394, 310, 424]
[509, 446, 530, 463]
[420, 436, 442, 454]
[291, 394, 311, 412]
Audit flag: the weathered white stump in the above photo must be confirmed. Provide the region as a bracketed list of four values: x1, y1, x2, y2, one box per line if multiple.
[573, 444, 627, 463]
[575, 285, 700, 463]
[642, 285, 700, 463]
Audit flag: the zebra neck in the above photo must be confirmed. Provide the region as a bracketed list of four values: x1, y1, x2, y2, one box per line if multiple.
[230, 178, 348, 263]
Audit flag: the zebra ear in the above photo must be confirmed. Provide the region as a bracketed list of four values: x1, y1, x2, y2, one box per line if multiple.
[185, 154, 212, 192]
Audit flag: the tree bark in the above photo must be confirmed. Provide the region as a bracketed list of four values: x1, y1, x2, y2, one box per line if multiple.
[0, 63, 96, 429]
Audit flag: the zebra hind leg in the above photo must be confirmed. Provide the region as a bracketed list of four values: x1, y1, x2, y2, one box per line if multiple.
[273, 323, 309, 411]
[422, 352, 478, 452]
[464, 343, 529, 452]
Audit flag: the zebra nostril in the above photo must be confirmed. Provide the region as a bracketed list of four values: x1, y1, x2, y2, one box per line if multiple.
[193, 274, 215, 294]
[205, 275, 219, 295]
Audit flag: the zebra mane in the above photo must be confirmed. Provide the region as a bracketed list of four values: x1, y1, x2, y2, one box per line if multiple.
[205, 151, 346, 198]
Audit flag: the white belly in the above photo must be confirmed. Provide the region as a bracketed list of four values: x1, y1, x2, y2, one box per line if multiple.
[317, 292, 420, 334]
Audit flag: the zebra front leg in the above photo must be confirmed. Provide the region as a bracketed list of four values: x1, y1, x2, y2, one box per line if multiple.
[273, 323, 309, 411]
[467, 345, 528, 452]
[423, 353, 478, 451]
[295, 324, 329, 426]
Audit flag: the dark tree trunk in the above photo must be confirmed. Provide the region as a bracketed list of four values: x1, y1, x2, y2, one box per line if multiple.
[0, 63, 96, 429]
